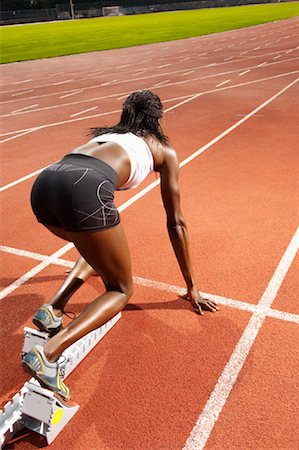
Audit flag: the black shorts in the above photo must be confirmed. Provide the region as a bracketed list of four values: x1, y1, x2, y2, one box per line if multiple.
[31, 154, 120, 232]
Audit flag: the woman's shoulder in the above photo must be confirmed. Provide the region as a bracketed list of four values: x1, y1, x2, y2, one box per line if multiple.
[145, 136, 177, 169]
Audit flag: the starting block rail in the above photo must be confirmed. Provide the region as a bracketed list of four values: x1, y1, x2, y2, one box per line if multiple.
[0, 312, 121, 448]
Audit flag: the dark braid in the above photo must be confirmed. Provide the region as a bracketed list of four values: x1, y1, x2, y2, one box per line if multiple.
[90, 90, 168, 145]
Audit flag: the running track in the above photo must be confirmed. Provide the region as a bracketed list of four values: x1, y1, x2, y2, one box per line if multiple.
[0, 17, 298, 449]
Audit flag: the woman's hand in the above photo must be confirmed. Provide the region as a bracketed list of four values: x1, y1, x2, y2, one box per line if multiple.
[180, 289, 219, 315]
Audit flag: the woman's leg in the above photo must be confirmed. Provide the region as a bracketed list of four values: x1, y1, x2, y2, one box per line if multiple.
[43, 223, 133, 362]
[44, 226, 95, 315]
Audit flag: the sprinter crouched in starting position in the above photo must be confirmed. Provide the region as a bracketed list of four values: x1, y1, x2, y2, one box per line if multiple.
[22, 90, 218, 400]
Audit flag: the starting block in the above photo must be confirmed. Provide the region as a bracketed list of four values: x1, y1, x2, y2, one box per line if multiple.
[0, 312, 121, 447]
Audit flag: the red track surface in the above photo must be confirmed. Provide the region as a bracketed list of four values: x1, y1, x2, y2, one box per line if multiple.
[1, 17, 299, 449]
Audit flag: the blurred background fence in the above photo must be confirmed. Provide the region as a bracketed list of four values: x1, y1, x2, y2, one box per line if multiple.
[1, 0, 293, 25]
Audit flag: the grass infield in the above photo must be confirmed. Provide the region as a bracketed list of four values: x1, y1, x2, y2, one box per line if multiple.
[1, 2, 298, 64]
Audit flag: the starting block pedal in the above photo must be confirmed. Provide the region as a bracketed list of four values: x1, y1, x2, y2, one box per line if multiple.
[21, 380, 79, 445]
[0, 312, 121, 447]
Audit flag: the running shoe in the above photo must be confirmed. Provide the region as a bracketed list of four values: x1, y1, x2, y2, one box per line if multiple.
[22, 344, 71, 400]
[33, 304, 62, 336]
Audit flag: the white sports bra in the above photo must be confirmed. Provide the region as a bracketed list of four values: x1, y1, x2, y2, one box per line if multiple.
[89, 132, 154, 190]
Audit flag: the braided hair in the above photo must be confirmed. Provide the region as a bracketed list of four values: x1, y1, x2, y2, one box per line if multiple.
[91, 90, 168, 145]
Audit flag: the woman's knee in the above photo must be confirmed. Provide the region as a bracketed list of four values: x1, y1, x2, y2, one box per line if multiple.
[105, 280, 133, 302]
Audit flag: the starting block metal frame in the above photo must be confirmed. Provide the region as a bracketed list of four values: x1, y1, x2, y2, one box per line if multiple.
[0, 312, 121, 447]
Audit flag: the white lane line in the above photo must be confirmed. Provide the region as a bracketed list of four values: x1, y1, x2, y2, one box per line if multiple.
[1, 74, 297, 190]
[70, 106, 98, 117]
[0, 128, 39, 145]
[216, 79, 230, 87]
[53, 79, 74, 85]
[158, 64, 171, 68]
[13, 79, 33, 85]
[0, 163, 48, 192]
[239, 69, 250, 76]
[183, 70, 195, 76]
[1, 244, 298, 324]
[183, 227, 299, 450]
[116, 64, 131, 69]
[0, 243, 73, 301]
[224, 56, 234, 61]
[256, 62, 268, 67]
[240, 51, 249, 55]
[11, 90, 33, 97]
[153, 80, 170, 87]
[274, 55, 282, 60]
[0, 245, 73, 268]
[60, 90, 83, 99]
[11, 104, 38, 114]
[176, 78, 298, 168]
[101, 79, 118, 86]
[181, 57, 191, 62]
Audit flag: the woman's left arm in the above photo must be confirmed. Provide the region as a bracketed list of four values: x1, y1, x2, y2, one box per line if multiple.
[158, 147, 218, 315]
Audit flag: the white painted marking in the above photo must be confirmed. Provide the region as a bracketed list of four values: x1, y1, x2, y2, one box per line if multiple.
[198, 53, 207, 56]
[239, 69, 250, 76]
[53, 79, 74, 85]
[11, 104, 38, 114]
[254, 47, 261, 50]
[158, 64, 171, 68]
[0, 245, 73, 268]
[1, 244, 298, 325]
[183, 70, 195, 76]
[60, 90, 83, 99]
[70, 106, 98, 117]
[180, 57, 191, 62]
[13, 79, 33, 85]
[216, 79, 230, 87]
[177, 78, 298, 168]
[116, 64, 130, 68]
[153, 80, 170, 87]
[256, 62, 268, 67]
[183, 227, 299, 450]
[0, 129, 39, 145]
[0, 163, 48, 192]
[214, 48, 222, 52]
[240, 51, 249, 55]
[11, 90, 33, 97]
[224, 56, 234, 61]
[0, 243, 74, 301]
[274, 55, 282, 60]
[100, 79, 118, 86]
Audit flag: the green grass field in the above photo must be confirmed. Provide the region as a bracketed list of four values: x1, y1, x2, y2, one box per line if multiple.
[1, 2, 298, 64]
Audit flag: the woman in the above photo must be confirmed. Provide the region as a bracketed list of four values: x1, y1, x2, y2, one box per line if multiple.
[22, 90, 218, 400]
